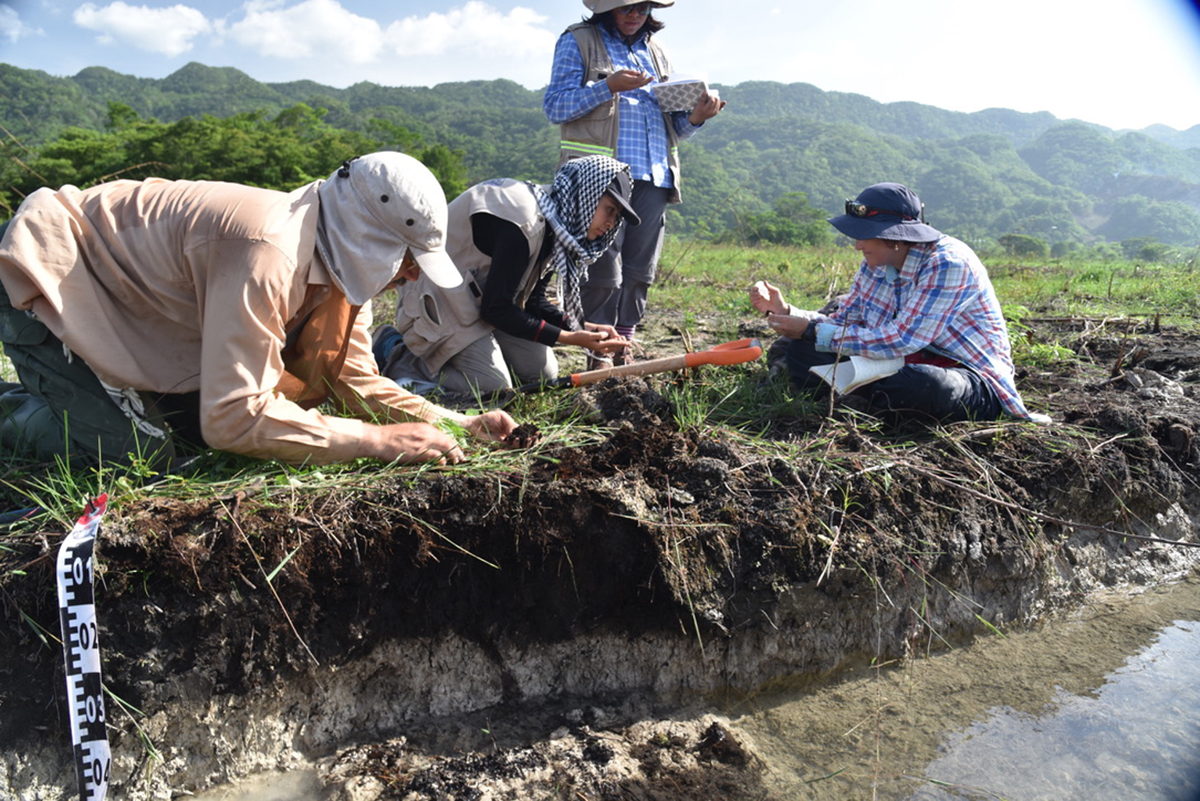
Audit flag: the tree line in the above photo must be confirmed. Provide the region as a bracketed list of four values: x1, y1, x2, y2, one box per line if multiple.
[2, 62, 1199, 258]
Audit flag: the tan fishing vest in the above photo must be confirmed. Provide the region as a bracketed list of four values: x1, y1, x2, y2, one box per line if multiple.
[557, 22, 682, 205]
[393, 179, 549, 372]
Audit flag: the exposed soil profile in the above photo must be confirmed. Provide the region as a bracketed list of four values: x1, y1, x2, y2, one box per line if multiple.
[3, 316, 1200, 799]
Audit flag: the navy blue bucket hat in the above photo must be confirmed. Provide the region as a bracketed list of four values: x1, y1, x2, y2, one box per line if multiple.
[827, 182, 941, 243]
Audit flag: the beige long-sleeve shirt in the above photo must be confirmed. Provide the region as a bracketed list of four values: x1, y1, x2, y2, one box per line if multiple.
[0, 178, 438, 464]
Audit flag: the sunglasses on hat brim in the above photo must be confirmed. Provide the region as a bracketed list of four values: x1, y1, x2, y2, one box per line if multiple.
[844, 199, 925, 223]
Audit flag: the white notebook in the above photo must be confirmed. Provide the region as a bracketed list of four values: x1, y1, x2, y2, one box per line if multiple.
[809, 356, 905, 394]
[652, 77, 708, 112]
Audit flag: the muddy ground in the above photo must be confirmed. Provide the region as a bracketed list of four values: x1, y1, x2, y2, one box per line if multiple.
[3, 312, 1200, 799]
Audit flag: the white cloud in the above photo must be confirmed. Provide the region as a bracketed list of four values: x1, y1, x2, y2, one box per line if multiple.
[219, 0, 558, 87]
[1, 4, 43, 44]
[228, 0, 384, 63]
[73, 2, 211, 56]
[384, 2, 554, 60]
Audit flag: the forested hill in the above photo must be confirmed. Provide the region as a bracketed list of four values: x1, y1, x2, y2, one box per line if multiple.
[3, 61, 1200, 251]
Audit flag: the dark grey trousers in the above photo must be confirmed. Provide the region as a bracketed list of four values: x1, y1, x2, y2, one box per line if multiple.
[580, 181, 671, 331]
[771, 336, 1004, 423]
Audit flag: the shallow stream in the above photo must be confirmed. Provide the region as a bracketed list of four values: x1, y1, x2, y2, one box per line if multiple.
[193, 575, 1200, 800]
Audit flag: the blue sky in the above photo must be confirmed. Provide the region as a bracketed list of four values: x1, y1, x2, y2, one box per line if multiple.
[2, 0, 1199, 132]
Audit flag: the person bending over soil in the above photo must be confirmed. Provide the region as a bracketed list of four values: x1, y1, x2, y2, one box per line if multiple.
[0, 152, 518, 469]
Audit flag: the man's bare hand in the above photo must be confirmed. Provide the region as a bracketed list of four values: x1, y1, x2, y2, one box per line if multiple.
[359, 422, 465, 465]
[767, 313, 810, 339]
[689, 91, 726, 125]
[460, 410, 518, 443]
[560, 327, 630, 354]
[749, 280, 788, 315]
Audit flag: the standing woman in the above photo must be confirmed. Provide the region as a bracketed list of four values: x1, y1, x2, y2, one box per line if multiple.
[544, 0, 725, 369]
[378, 155, 639, 397]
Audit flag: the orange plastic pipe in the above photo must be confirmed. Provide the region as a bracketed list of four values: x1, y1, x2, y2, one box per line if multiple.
[569, 338, 762, 387]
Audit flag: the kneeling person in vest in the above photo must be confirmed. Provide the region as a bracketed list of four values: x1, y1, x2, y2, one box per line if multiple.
[380, 155, 639, 396]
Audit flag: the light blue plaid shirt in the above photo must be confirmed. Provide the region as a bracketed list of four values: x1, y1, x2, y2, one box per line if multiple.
[811, 236, 1040, 419]
[544, 23, 703, 188]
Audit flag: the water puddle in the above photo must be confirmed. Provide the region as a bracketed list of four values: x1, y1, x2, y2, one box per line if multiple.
[912, 621, 1200, 799]
[734, 575, 1200, 799]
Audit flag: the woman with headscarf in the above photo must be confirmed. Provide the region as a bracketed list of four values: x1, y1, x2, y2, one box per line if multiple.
[750, 182, 1048, 423]
[544, 0, 725, 370]
[378, 155, 640, 396]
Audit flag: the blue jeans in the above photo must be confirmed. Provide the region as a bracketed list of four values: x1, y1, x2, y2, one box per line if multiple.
[773, 337, 1004, 422]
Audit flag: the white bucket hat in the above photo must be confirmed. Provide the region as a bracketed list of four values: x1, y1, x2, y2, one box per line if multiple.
[584, 0, 674, 13]
[316, 152, 463, 305]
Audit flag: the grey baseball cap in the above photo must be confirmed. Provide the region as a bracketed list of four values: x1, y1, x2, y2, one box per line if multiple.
[605, 169, 641, 226]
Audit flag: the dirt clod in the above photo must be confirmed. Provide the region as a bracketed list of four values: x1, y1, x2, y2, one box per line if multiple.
[503, 422, 542, 449]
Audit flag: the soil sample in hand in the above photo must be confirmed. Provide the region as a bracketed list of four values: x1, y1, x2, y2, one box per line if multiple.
[504, 423, 541, 449]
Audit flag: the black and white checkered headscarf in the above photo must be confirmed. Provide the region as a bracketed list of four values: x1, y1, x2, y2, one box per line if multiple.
[527, 155, 627, 330]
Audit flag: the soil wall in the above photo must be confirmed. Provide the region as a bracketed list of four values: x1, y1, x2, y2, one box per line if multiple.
[4, 375, 1200, 799]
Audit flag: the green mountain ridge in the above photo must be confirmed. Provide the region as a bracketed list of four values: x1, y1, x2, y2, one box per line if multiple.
[2, 61, 1199, 248]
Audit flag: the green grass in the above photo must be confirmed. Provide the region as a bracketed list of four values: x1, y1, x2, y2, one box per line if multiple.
[985, 258, 1200, 319]
[654, 239, 1200, 329]
[654, 239, 863, 315]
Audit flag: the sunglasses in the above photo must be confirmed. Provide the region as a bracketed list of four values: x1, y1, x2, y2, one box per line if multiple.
[614, 3, 654, 16]
[844, 199, 925, 223]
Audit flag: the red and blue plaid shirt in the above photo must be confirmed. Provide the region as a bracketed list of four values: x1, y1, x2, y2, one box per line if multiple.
[812, 236, 1039, 419]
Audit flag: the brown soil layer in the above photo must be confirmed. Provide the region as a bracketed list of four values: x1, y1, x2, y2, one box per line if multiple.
[3, 315, 1200, 799]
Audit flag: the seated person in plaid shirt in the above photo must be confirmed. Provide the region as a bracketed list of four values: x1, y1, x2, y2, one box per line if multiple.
[750, 183, 1049, 423]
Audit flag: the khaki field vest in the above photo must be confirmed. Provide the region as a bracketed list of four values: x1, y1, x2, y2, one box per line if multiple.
[393, 180, 549, 372]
